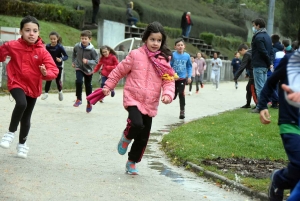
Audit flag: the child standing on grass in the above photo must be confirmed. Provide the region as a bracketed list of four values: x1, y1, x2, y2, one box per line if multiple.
[102, 21, 175, 175]
[194, 52, 206, 93]
[188, 55, 197, 95]
[93, 45, 119, 100]
[231, 52, 241, 89]
[41, 31, 68, 101]
[72, 30, 98, 113]
[170, 38, 192, 119]
[258, 48, 300, 201]
[0, 16, 58, 158]
[210, 52, 222, 90]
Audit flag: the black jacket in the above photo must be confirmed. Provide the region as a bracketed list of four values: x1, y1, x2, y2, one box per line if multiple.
[251, 29, 273, 68]
[258, 52, 299, 125]
[234, 49, 253, 80]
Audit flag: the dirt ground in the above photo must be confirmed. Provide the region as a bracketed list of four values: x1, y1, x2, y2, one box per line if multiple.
[202, 157, 287, 179]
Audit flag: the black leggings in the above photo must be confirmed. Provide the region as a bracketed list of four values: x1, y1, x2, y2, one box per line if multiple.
[9, 88, 37, 144]
[44, 67, 63, 92]
[124, 106, 152, 163]
[174, 79, 186, 110]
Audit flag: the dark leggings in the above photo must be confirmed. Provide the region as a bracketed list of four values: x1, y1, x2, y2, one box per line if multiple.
[75, 70, 93, 101]
[124, 106, 152, 163]
[9, 88, 37, 144]
[189, 77, 194, 92]
[45, 67, 63, 92]
[246, 78, 257, 105]
[174, 79, 186, 110]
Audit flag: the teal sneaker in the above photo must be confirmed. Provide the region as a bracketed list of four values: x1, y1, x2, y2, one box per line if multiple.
[117, 133, 131, 155]
[126, 160, 138, 175]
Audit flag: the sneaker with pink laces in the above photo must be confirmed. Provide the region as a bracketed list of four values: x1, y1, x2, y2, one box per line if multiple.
[126, 160, 138, 175]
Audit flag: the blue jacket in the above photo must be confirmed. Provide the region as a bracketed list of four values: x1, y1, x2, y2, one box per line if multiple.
[251, 28, 273, 69]
[258, 52, 299, 125]
[46, 43, 68, 68]
[231, 58, 241, 72]
[170, 51, 192, 79]
[267, 42, 284, 77]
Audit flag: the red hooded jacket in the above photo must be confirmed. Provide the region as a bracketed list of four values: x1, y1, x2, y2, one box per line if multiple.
[0, 37, 58, 98]
[93, 53, 119, 77]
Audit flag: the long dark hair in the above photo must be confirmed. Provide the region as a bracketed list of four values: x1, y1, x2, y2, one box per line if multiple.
[49, 31, 62, 44]
[142, 21, 172, 62]
[100, 45, 117, 57]
[20, 15, 39, 30]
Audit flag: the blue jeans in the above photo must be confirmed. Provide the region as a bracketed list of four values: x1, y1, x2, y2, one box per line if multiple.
[185, 25, 191, 37]
[127, 17, 138, 26]
[273, 133, 300, 191]
[253, 67, 268, 109]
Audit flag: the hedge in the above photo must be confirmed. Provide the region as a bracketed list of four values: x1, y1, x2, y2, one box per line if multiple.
[200, 32, 247, 51]
[133, 1, 247, 39]
[0, 0, 85, 29]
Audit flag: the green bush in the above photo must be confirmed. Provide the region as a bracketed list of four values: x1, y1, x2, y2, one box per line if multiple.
[200, 32, 245, 51]
[137, 22, 181, 39]
[133, 1, 247, 39]
[84, 4, 139, 25]
[0, 0, 85, 29]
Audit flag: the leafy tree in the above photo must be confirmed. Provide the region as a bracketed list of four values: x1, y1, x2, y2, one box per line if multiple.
[280, 0, 300, 40]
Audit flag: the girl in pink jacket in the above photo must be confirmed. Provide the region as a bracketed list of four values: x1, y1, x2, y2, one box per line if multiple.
[102, 21, 175, 175]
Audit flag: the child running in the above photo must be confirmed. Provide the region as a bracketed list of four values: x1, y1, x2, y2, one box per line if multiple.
[0, 16, 58, 158]
[41, 31, 68, 101]
[72, 30, 98, 113]
[93, 45, 119, 100]
[194, 52, 206, 93]
[170, 38, 192, 119]
[102, 21, 175, 175]
[210, 52, 222, 90]
[231, 52, 241, 89]
[188, 55, 197, 95]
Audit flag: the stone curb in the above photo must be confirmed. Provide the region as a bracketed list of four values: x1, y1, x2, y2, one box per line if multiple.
[186, 162, 268, 201]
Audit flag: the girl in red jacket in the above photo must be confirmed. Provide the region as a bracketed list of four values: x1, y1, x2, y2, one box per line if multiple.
[0, 16, 58, 158]
[93, 45, 119, 99]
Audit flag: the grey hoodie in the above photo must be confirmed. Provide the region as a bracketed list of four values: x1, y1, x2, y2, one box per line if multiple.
[72, 42, 98, 75]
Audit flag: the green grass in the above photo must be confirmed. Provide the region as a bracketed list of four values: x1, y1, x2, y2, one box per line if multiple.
[162, 108, 287, 193]
[0, 15, 97, 47]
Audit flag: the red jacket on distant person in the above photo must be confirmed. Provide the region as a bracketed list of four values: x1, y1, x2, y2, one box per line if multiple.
[93, 53, 119, 77]
[0, 37, 58, 98]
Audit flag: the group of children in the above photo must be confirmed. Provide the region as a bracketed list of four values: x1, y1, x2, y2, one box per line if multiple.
[2, 16, 299, 200]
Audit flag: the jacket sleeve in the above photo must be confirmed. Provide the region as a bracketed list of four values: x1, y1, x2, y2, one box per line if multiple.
[72, 45, 77, 63]
[104, 52, 133, 90]
[186, 56, 193, 78]
[104, 56, 119, 74]
[287, 50, 300, 92]
[0, 42, 10, 62]
[162, 80, 175, 102]
[258, 56, 288, 110]
[231, 59, 234, 67]
[256, 38, 271, 67]
[87, 49, 98, 66]
[42, 49, 59, 81]
[60, 45, 69, 61]
[93, 58, 103, 73]
[234, 53, 250, 80]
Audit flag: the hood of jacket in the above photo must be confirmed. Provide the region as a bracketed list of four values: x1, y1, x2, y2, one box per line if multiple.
[273, 41, 284, 52]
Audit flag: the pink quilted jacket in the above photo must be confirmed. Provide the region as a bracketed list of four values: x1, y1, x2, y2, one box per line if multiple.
[104, 47, 175, 117]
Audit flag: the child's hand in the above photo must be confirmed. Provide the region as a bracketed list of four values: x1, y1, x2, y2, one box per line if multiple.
[161, 95, 171, 104]
[102, 88, 110, 96]
[72, 63, 75, 68]
[187, 78, 192, 84]
[39, 64, 47, 76]
[56, 57, 62, 62]
[259, 109, 271, 124]
[282, 84, 300, 103]
[82, 58, 88, 64]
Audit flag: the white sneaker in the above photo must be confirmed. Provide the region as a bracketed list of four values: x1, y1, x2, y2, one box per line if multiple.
[41, 93, 48, 100]
[132, 25, 137, 28]
[188, 91, 192, 95]
[58, 91, 63, 101]
[216, 88, 219, 91]
[0, 132, 14, 149]
[235, 83, 238, 89]
[16, 143, 29, 159]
